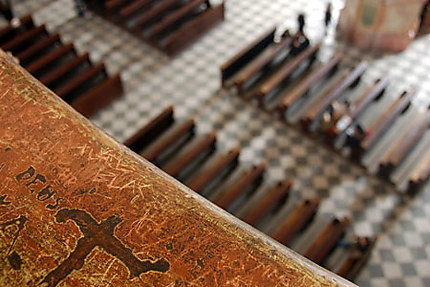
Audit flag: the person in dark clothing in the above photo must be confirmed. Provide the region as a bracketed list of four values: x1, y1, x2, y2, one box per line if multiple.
[0, 0, 13, 21]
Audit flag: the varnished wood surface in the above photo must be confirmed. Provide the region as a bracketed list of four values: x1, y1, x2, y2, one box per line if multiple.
[0, 50, 354, 286]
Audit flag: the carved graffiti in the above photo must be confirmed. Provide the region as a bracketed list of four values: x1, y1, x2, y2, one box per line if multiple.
[15, 166, 62, 210]
[0, 194, 11, 206]
[41, 209, 170, 286]
[0, 215, 28, 270]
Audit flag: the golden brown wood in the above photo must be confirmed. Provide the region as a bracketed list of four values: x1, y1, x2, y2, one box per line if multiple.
[0, 49, 353, 286]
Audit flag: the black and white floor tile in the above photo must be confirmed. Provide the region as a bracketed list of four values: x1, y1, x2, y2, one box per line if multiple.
[6, 0, 430, 286]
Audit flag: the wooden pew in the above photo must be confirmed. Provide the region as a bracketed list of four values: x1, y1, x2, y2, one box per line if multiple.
[54, 63, 107, 101]
[351, 90, 413, 158]
[188, 147, 241, 193]
[16, 34, 62, 65]
[71, 74, 124, 118]
[241, 179, 292, 226]
[279, 52, 342, 115]
[303, 217, 350, 264]
[25, 43, 76, 75]
[39, 53, 91, 87]
[326, 78, 388, 140]
[1, 25, 48, 54]
[164, 132, 217, 178]
[119, 0, 155, 22]
[142, 118, 196, 162]
[124, 105, 175, 152]
[105, 0, 135, 18]
[379, 106, 430, 177]
[0, 48, 357, 286]
[336, 236, 378, 281]
[256, 44, 320, 104]
[163, 2, 225, 56]
[215, 162, 266, 209]
[407, 151, 430, 194]
[220, 26, 276, 85]
[133, 0, 183, 32]
[234, 33, 293, 94]
[0, 15, 34, 45]
[149, 0, 207, 41]
[0, 15, 124, 118]
[87, 0, 225, 56]
[301, 61, 368, 130]
[271, 198, 320, 245]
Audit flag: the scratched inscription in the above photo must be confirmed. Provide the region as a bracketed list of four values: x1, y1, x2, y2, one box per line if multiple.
[40, 209, 170, 287]
[0, 194, 11, 206]
[0, 215, 28, 270]
[15, 166, 63, 210]
[6, 164, 170, 285]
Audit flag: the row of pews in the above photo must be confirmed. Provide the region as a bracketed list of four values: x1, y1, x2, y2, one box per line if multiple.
[84, 0, 225, 56]
[0, 15, 124, 118]
[123, 105, 377, 282]
[0, 9, 405, 283]
[220, 26, 430, 193]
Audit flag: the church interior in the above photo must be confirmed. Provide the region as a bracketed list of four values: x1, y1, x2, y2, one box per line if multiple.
[0, 0, 430, 286]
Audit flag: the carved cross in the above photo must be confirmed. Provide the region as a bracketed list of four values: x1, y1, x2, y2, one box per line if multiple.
[41, 209, 170, 287]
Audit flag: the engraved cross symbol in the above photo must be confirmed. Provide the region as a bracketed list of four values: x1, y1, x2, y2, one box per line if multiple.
[41, 209, 170, 287]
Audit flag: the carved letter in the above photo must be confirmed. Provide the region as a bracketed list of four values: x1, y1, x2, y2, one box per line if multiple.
[37, 185, 57, 202]
[0, 194, 11, 206]
[25, 174, 46, 187]
[16, 166, 35, 182]
[46, 198, 63, 210]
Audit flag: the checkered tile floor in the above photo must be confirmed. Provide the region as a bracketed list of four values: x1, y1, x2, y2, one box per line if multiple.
[6, 0, 430, 286]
